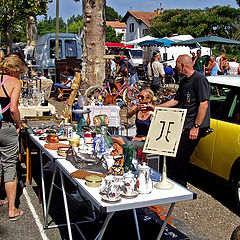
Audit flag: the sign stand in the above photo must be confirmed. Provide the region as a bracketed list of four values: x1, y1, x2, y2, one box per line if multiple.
[155, 156, 173, 189]
[143, 107, 187, 189]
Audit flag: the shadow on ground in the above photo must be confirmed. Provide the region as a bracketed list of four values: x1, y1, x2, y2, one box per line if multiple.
[188, 164, 239, 216]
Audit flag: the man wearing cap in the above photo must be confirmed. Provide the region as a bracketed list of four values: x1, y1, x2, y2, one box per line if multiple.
[147, 50, 165, 93]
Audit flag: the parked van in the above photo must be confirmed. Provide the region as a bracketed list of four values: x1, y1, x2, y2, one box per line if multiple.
[31, 33, 82, 79]
[128, 48, 143, 67]
[142, 45, 210, 68]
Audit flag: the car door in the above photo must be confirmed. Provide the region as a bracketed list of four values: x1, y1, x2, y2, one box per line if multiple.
[191, 84, 240, 181]
[211, 86, 240, 180]
[190, 118, 216, 171]
[190, 83, 230, 172]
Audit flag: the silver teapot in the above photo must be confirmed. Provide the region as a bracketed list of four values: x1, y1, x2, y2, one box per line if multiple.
[137, 162, 153, 194]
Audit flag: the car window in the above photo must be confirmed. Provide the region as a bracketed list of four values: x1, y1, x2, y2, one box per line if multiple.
[210, 84, 240, 124]
[65, 40, 77, 57]
[49, 39, 62, 59]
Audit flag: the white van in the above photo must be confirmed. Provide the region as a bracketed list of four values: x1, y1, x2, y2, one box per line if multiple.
[32, 33, 82, 79]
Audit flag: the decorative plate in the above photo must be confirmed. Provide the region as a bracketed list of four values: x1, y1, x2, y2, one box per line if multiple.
[121, 190, 138, 199]
[101, 195, 121, 203]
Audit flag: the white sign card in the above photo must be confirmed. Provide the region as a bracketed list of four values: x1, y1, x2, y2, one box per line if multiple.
[143, 107, 187, 157]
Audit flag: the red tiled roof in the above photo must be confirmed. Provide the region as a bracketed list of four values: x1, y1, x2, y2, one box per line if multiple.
[106, 21, 126, 29]
[122, 11, 158, 27]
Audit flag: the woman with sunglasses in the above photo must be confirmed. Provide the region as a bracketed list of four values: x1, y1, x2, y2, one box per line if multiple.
[112, 89, 154, 150]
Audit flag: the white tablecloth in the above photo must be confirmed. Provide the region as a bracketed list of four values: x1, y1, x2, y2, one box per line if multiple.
[19, 103, 56, 120]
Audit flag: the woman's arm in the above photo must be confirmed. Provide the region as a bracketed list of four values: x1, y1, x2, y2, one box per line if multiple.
[126, 105, 139, 118]
[10, 79, 21, 134]
[207, 61, 213, 71]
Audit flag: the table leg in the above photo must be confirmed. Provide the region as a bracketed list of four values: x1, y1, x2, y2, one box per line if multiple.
[91, 203, 96, 220]
[133, 209, 141, 240]
[59, 169, 73, 240]
[18, 131, 22, 162]
[26, 134, 32, 184]
[44, 164, 57, 228]
[156, 203, 175, 240]
[40, 150, 47, 219]
[94, 212, 114, 240]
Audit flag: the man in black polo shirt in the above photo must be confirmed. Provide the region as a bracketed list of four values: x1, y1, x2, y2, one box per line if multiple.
[148, 54, 210, 186]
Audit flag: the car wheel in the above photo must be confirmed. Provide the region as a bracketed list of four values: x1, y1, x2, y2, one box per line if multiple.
[231, 225, 240, 239]
[231, 169, 240, 211]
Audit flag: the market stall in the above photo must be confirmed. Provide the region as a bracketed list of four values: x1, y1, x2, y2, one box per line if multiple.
[22, 110, 196, 240]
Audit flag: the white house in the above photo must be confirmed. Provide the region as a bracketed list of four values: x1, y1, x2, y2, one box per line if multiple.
[122, 11, 158, 42]
[106, 21, 127, 43]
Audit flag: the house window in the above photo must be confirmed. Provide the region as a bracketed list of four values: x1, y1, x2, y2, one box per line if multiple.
[129, 23, 134, 32]
[143, 29, 148, 36]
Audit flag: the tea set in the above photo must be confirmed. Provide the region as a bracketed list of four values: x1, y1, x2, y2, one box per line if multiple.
[100, 162, 153, 203]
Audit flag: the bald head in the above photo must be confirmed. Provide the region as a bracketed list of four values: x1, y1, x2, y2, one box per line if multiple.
[177, 55, 193, 67]
[176, 54, 194, 77]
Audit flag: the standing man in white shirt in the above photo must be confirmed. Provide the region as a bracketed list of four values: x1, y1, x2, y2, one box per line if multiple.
[147, 50, 165, 93]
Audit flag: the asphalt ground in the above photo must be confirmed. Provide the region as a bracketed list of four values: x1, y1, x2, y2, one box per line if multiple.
[1, 155, 240, 240]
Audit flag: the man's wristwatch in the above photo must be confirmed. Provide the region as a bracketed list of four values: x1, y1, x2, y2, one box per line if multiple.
[193, 123, 200, 128]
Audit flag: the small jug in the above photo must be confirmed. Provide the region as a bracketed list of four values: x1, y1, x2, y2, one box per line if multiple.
[122, 171, 137, 196]
[137, 162, 153, 194]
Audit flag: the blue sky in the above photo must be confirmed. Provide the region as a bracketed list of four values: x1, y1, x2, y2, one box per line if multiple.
[45, 0, 239, 21]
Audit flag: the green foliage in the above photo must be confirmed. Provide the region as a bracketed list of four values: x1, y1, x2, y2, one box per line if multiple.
[106, 6, 121, 21]
[68, 20, 83, 34]
[106, 25, 123, 43]
[149, 6, 240, 39]
[0, 0, 52, 47]
[68, 15, 83, 25]
[37, 17, 67, 36]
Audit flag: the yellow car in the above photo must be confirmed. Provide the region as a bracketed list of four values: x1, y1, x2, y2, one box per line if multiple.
[190, 75, 240, 205]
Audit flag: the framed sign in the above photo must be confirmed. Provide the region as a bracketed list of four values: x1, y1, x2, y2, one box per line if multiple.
[143, 107, 187, 157]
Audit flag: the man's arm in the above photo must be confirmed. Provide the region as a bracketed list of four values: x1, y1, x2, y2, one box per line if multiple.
[146, 98, 179, 111]
[160, 98, 179, 107]
[192, 57, 197, 66]
[220, 58, 224, 72]
[189, 100, 208, 140]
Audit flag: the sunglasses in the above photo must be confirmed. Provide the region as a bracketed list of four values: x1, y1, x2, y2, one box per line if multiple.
[139, 95, 150, 100]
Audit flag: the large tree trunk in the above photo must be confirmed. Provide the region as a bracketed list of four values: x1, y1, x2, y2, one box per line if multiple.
[5, 22, 13, 53]
[26, 14, 38, 46]
[82, 0, 106, 90]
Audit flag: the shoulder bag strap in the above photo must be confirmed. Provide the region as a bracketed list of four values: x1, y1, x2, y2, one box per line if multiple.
[0, 75, 11, 113]
[150, 62, 154, 77]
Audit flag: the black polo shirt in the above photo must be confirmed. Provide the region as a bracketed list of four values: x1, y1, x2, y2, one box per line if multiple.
[174, 71, 210, 129]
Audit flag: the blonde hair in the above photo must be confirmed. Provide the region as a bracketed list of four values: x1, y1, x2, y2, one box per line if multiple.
[0, 54, 27, 75]
[141, 89, 154, 101]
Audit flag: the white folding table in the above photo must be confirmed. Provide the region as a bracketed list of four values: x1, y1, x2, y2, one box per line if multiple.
[51, 158, 196, 240]
[28, 134, 196, 240]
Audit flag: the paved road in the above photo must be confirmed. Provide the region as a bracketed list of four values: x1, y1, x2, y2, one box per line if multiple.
[1, 158, 240, 240]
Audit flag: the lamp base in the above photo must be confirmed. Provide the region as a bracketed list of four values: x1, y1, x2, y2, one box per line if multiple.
[155, 179, 174, 190]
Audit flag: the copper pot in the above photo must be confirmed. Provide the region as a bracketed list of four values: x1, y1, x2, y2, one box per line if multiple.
[46, 134, 59, 143]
